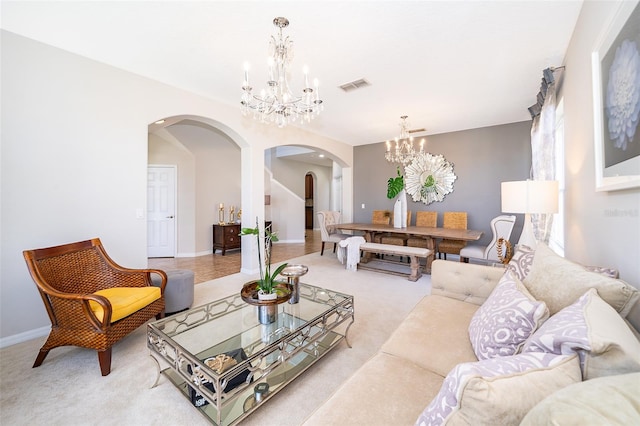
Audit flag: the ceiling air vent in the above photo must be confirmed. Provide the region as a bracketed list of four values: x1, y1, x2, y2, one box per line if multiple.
[408, 128, 426, 134]
[339, 78, 371, 92]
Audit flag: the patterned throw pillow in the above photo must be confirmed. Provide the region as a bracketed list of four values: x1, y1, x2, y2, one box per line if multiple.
[523, 288, 640, 380]
[415, 353, 581, 426]
[468, 270, 549, 360]
[506, 244, 535, 281]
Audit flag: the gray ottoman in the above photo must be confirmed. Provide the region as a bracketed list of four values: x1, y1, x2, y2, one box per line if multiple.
[151, 269, 195, 314]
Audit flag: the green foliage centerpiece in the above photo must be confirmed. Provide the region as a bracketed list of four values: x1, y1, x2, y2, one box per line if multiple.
[387, 166, 408, 228]
[387, 166, 405, 199]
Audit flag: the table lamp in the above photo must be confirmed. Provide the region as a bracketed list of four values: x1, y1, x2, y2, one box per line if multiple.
[501, 180, 559, 248]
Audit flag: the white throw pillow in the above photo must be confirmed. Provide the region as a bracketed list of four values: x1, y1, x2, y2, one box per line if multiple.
[468, 270, 549, 360]
[415, 353, 581, 426]
[522, 242, 639, 316]
[523, 288, 640, 380]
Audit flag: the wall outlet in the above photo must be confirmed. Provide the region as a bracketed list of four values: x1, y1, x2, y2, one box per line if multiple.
[361, 203, 365, 209]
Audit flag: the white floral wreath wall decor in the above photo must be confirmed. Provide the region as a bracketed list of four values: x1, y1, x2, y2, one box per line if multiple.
[404, 152, 457, 204]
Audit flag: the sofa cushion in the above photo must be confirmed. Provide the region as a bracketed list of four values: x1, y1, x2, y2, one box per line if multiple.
[381, 295, 479, 377]
[522, 288, 640, 379]
[469, 270, 548, 360]
[416, 352, 581, 426]
[522, 242, 639, 316]
[521, 372, 640, 425]
[303, 352, 442, 426]
[430, 259, 506, 306]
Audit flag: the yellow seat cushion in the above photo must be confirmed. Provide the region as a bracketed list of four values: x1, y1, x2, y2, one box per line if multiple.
[89, 287, 161, 323]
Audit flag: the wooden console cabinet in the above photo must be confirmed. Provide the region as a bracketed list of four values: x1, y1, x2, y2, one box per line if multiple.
[212, 224, 241, 255]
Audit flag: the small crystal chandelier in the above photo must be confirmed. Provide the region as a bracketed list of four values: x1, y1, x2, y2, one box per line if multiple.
[241, 17, 323, 128]
[385, 116, 425, 165]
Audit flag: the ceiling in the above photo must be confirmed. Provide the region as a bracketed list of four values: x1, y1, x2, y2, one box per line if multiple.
[1, 1, 583, 147]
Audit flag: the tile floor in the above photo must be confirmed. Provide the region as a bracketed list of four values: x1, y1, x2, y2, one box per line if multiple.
[148, 229, 325, 284]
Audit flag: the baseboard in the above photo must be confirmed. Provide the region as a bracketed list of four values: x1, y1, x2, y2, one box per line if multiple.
[176, 250, 213, 258]
[0, 325, 49, 349]
[273, 239, 305, 244]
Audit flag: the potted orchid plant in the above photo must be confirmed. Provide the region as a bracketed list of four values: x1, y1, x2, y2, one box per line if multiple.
[240, 217, 288, 299]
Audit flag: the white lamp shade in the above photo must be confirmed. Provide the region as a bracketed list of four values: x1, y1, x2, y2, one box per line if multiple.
[501, 180, 559, 214]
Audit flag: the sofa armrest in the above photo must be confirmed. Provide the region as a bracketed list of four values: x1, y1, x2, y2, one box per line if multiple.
[431, 260, 505, 305]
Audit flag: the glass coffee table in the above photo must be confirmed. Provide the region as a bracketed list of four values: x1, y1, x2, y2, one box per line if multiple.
[147, 282, 354, 426]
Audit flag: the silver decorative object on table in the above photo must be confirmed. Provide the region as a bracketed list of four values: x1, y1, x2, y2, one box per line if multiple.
[280, 264, 308, 304]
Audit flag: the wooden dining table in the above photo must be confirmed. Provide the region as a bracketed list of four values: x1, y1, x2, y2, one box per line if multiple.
[336, 223, 483, 273]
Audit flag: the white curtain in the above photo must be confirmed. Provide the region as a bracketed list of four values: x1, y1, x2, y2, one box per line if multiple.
[530, 70, 557, 244]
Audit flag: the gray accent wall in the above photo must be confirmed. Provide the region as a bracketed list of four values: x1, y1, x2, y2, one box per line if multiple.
[353, 121, 532, 247]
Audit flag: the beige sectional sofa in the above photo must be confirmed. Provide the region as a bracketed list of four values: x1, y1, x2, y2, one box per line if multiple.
[304, 244, 640, 425]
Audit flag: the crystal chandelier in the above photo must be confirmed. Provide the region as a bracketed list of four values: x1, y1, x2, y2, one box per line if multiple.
[241, 17, 323, 128]
[385, 116, 425, 165]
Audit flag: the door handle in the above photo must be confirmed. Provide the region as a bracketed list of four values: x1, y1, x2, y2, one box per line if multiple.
[166, 216, 174, 219]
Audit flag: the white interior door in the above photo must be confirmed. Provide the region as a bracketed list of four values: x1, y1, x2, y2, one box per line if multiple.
[147, 166, 176, 257]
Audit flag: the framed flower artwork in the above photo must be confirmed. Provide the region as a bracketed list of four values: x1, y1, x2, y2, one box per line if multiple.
[592, 0, 640, 191]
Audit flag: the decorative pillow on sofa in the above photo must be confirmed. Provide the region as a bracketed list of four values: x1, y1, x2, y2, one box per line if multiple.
[522, 289, 640, 380]
[522, 242, 639, 316]
[415, 353, 581, 426]
[505, 244, 535, 281]
[508, 243, 620, 281]
[468, 270, 548, 360]
[521, 372, 640, 426]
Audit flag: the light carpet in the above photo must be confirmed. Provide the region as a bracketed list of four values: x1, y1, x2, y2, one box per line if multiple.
[0, 252, 431, 425]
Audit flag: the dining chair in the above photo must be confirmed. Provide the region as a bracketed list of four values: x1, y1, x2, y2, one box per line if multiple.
[371, 210, 391, 225]
[317, 211, 349, 255]
[380, 211, 412, 247]
[371, 210, 391, 243]
[407, 211, 438, 248]
[437, 212, 468, 260]
[460, 215, 516, 263]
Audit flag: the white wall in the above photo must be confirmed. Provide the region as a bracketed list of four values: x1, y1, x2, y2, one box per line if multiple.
[164, 123, 241, 254]
[0, 31, 353, 344]
[561, 1, 640, 289]
[561, 1, 640, 328]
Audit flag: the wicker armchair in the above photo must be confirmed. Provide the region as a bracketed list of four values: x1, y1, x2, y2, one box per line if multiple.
[23, 238, 167, 376]
[437, 212, 468, 260]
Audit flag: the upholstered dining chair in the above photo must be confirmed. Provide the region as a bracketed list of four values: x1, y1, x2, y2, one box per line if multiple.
[460, 215, 516, 264]
[437, 212, 468, 260]
[406, 211, 438, 248]
[318, 211, 349, 255]
[23, 238, 167, 376]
